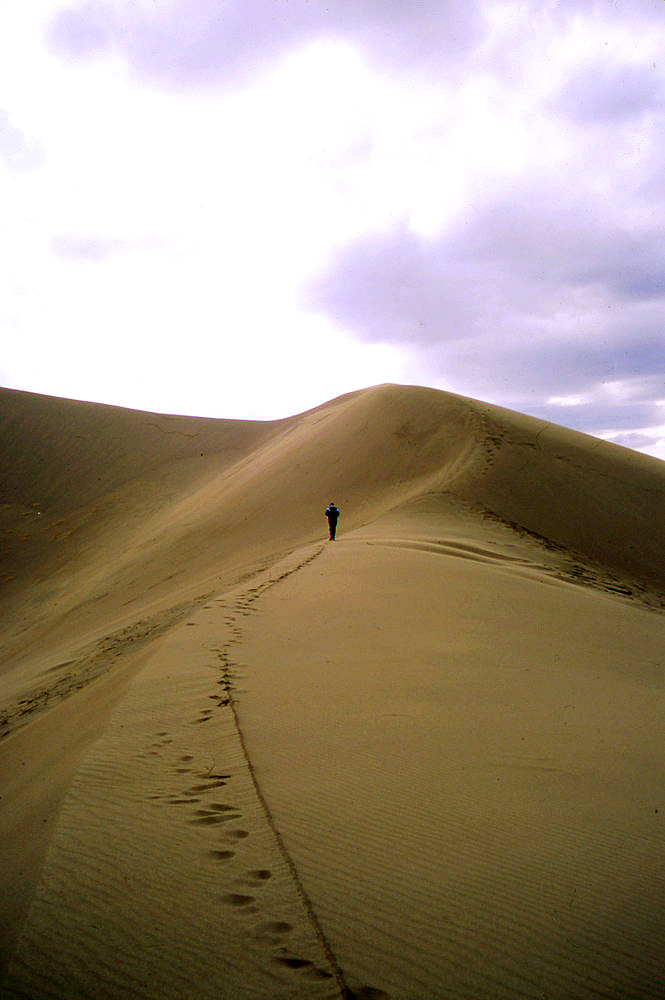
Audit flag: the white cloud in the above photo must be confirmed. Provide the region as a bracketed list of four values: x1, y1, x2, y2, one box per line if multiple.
[0, 110, 46, 172]
[0, 0, 664, 457]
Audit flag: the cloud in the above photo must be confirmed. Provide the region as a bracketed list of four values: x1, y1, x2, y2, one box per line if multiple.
[457, 193, 665, 304]
[11, 0, 664, 455]
[305, 175, 665, 430]
[49, 0, 484, 88]
[50, 233, 135, 261]
[0, 110, 46, 172]
[306, 190, 665, 335]
[296, 0, 665, 438]
[556, 62, 663, 125]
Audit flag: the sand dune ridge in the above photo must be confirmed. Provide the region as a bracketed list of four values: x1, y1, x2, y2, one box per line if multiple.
[1, 383, 664, 998]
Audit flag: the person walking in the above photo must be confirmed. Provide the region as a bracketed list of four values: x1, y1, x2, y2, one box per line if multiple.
[324, 502, 340, 541]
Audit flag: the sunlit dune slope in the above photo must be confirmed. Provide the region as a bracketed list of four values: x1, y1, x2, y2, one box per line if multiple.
[1, 383, 479, 676]
[2, 382, 665, 999]
[2, 380, 664, 739]
[2, 383, 663, 636]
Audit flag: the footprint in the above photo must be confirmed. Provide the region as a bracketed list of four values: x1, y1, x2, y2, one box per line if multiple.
[221, 893, 254, 907]
[274, 956, 312, 971]
[259, 921, 292, 937]
[225, 829, 249, 840]
[209, 849, 235, 861]
[246, 869, 272, 884]
[353, 988, 391, 999]
[189, 810, 229, 826]
[312, 968, 335, 981]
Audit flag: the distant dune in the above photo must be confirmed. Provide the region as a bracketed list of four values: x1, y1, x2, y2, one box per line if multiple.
[1, 384, 664, 999]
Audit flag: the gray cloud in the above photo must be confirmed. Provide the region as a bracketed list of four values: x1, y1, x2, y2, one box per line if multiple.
[305, 176, 665, 433]
[306, 195, 665, 344]
[548, 388, 663, 432]
[49, 0, 484, 87]
[455, 194, 665, 304]
[556, 62, 664, 125]
[0, 111, 46, 172]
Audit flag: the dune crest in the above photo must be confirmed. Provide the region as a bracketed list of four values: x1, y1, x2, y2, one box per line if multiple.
[1, 384, 664, 998]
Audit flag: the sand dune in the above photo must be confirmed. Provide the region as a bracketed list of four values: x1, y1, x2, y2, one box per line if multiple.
[1, 384, 664, 998]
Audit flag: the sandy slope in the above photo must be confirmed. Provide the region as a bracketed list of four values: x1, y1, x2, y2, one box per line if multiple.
[238, 529, 665, 999]
[1, 384, 664, 998]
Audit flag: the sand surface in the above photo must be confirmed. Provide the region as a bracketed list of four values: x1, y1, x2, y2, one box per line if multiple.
[1, 384, 664, 998]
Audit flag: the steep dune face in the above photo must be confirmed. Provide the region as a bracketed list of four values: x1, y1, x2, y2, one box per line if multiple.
[443, 399, 665, 595]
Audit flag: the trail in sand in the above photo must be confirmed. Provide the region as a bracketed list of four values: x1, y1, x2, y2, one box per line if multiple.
[2, 550, 346, 1000]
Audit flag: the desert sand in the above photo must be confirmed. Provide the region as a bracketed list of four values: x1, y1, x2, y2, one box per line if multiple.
[1, 383, 664, 999]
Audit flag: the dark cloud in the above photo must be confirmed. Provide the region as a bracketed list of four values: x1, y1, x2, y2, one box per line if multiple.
[557, 389, 663, 432]
[305, 225, 449, 345]
[455, 195, 665, 304]
[0, 111, 46, 172]
[306, 193, 665, 347]
[416, 319, 665, 415]
[49, 0, 484, 88]
[305, 183, 665, 429]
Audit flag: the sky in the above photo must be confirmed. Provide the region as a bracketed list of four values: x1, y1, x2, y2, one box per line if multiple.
[1, 0, 664, 459]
